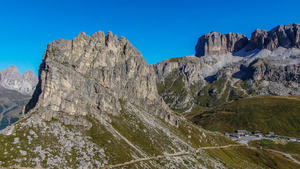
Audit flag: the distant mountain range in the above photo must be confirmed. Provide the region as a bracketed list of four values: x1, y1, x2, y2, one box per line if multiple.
[0, 65, 38, 96]
[0, 66, 37, 130]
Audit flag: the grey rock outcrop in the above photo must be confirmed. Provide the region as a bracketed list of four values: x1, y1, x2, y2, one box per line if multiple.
[248, 59, 299, 82]
[25, 31, 177, 127]
[195, 32, 248, 57]
[0, 66, 38, 95]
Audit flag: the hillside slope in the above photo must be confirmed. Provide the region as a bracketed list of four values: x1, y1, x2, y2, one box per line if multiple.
[190, 95, 300, 137]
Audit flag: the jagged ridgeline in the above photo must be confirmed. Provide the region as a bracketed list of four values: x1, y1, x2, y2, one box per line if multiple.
[0, 30, 299, 169]
[155, 23, 300, 114]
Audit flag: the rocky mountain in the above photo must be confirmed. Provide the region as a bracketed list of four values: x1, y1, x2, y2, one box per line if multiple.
[24, 31, 176, 127]
[0, 66, 38, 96]
[155, 23, 300, 114]
[1, 30, 297, 169]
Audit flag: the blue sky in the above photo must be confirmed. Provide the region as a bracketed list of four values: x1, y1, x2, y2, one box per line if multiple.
[0, 0, 299, 76]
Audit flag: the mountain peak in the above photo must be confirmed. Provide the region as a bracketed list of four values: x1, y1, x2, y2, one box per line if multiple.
[23, 69, 34, 76]
[25, 30, 177, 127]
[6, 65, 19, 73]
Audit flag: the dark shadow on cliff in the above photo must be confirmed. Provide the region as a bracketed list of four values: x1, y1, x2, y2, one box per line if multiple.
[24, 61, 45, 114]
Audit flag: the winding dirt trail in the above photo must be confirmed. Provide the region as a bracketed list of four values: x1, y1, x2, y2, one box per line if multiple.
[103, 144, 243, 168]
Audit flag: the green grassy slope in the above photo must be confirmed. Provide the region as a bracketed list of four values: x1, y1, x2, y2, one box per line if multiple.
[191, 95, 300, 137]
[205, 147, 300, 169]
[249, 139, 300, 162]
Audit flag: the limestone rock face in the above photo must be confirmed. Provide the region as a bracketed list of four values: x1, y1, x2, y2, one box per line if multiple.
[226, 32, 249, 52]
[195, 32, 248, 57]
[247, 29, 269, 51]
[0, 66, 38, 95]
[25, 31, 176, 127]
[243, 58, 300, 83]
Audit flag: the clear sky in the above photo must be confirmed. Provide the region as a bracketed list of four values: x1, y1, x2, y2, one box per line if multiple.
[0, 0, 299, 76]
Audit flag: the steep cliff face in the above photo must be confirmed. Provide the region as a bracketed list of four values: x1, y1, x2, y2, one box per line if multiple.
[195, 32, 249, 57]
[25, 31, 176, 127]
[0, 66, 38, 95]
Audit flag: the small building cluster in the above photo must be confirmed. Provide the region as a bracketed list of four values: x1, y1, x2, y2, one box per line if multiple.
[224, 130, 300, 143]
[224, 130, 277, 138]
